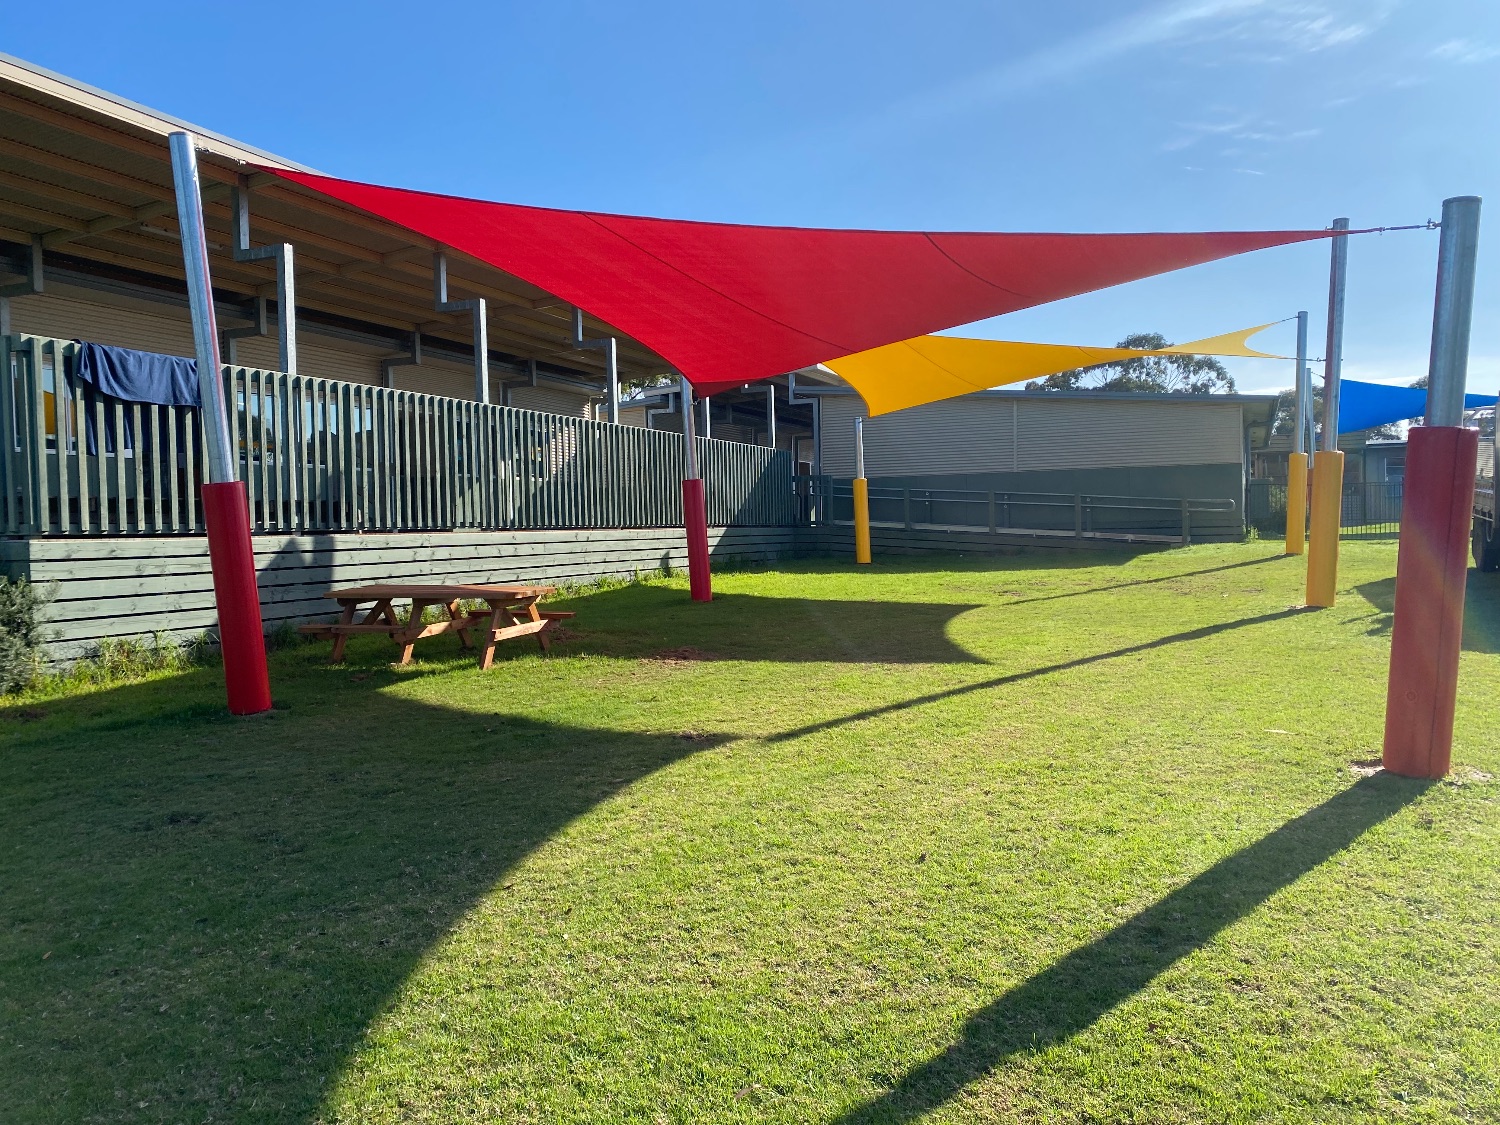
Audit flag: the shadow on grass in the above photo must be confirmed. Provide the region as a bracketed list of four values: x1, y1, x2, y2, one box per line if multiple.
[0, 661, 728, 1123]
[536, 585, 987, 664]
[834, 772, 1430, 1124]
[1351, 570, 1500, 654]
[994, 552, 1285, 607]
[770, 607, 1308, 743]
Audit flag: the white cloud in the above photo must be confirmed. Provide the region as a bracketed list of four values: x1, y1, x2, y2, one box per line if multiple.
[840, 0, 1392, 145]
[1163, 116, 1322, 151]
[1429, 38, 1500, 65]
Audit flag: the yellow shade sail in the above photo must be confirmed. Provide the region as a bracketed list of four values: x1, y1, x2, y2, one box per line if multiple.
[822, 322, 1285, 416]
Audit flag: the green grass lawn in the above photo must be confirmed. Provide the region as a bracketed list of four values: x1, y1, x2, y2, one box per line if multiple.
[3, 541, 1498, 1124]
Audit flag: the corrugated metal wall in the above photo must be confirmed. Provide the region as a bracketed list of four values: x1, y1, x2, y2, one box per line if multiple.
[9, 291, 197, 359]
[820, 393, 1246, 476]
[507, 384, 593, 418]
[7, 291, 596, 415]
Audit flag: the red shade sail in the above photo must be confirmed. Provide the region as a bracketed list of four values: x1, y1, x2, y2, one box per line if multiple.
[268, 168, 1340, 395]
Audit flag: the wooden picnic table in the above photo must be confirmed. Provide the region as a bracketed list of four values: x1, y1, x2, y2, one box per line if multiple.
[299, 583, 573, 669]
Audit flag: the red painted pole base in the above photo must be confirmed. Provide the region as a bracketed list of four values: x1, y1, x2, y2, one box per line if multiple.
[202, 481, 273, 715]
[682, 477, 713, 602]
[1381, 426, 1478, 779]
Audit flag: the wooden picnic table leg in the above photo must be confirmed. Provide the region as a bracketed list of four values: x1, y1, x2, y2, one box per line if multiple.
[329, 601, 357, 663]
[371, 599, 398, 628]
[396, 599, 431, 666]
[478, 601, 508, 671]
[526, 597, 551, 654]
[446, 599, 474, 650]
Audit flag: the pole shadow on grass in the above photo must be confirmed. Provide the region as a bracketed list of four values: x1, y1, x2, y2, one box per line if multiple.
[770, 608, 1308, 743]
[833, 773, 1430, 1124]
[0, 670, 730, 1123]
[1352, 571, 1500, 654]
[993, 552, 1285, 608]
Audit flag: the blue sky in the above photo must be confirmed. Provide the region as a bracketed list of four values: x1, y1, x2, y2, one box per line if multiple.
[3, 0, 1497, 395]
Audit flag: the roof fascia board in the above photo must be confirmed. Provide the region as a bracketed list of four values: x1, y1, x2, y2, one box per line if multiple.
[0, 52, 318, 173]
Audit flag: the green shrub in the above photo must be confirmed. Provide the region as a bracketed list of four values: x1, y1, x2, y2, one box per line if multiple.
[0, 577, 54, 693]
[84, 633, 194, 682]
[265, 621, 303, 652]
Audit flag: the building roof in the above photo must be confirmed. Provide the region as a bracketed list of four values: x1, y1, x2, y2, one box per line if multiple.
[0, 53, 668, 379]
[801, 381, 1280, 446]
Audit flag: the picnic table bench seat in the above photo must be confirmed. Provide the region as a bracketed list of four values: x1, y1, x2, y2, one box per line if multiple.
[298, 583, 573, 669]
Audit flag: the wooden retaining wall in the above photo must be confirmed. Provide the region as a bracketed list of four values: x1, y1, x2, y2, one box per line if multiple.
[1, 527, 802, 664]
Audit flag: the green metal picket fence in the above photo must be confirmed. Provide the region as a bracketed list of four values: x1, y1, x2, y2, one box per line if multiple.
[0, 334, 797, 536]
[1245, 478, 1402, 538]
[798, 476, 1239, 543]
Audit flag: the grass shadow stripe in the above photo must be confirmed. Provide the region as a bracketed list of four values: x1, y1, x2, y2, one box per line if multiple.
[769, 607, 1309, 743]
[832, 773, 1432, 1124]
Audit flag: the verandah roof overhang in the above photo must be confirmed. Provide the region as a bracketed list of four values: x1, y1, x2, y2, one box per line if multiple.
[266, 168, 1347, 398]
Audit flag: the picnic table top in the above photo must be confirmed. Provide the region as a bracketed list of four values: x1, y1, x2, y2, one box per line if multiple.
[324, 583, 556, 602]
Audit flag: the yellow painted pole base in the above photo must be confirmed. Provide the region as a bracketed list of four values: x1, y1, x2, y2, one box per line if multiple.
[1284, 452, 1308, 556]
[853, 477, 872, 564]
[1305, 450, 1344, 607]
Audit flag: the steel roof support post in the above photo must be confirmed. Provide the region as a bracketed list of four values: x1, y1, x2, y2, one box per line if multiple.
[0, 234, 45, 335]
[380, 329, 423, 389]
[231, 177, 297, 376]
[604, 337, 619, 424]
[1383, 195, 1483, 779]
[571, 306, 620, 422]
[1307, 218, 1350, 606]
[221, 296, 268, 366]
[765, 385, 777, 449]
[679, 376, 711, 601]
[1284, 310, 1310, 555]
[169, 131, 270, 716]
[434, 251, 489, 404]
[646, 389, 679, 429]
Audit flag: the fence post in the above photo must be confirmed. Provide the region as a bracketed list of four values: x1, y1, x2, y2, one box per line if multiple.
[1180, 498, 1191, 545]
[903, 489, 913, 529]
[987, 490, 996, 533]
[1074, 494, 1083, 538]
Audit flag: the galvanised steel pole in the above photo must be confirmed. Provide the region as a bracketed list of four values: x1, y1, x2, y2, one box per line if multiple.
[1383, 195, 1483, 778]
[1292, 312, 1310, 457]
[1306, 218, 1350, 606]
[1425, 196, 1482, 427]
[171, 133, 234, 483]
[679, 377, 711, 601]
[1284, 310, 1310, 555]
[170, 131, 271, 715]
[1321, 218, 1350, 453]
[853, 414, 871, 564]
